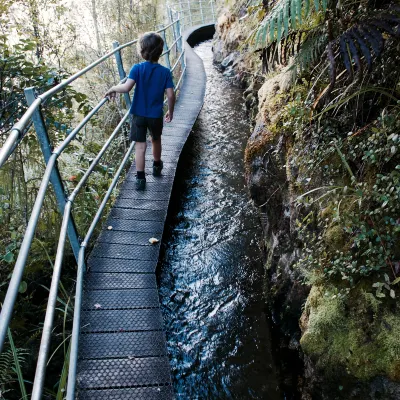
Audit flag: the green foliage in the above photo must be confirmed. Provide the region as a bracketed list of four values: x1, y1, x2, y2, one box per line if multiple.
[0, 335, 28, 398]
[0, 0, 161, 396]
[252, 0, 326, 49]
[292, 109, 400, 294]
[249, 0, 400, 94]
[55, 341, 70, 400]
[7, 329, 27, 400]
[0, 37, 90, 142]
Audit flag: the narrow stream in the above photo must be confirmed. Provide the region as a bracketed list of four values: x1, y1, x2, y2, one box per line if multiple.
[159, 41, 281, 399]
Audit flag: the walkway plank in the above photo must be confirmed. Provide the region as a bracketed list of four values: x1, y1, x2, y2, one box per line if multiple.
[76, 25, 210, 398]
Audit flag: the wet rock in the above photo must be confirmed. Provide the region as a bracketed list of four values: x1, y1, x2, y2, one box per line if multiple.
[221, 51, 240, 69]
[222, 65, 235, 78]
[244, 92, 256, 110]
[212, 39, 225, 64]
[170, 291, 186, 304]
[288, 336, 300, 351]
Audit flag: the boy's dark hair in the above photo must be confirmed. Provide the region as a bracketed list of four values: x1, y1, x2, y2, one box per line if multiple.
[138, 32, 164, 62]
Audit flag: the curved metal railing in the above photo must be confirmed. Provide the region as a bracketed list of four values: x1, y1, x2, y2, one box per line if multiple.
[0, 17, 185, 400]
[168, 0, 216, 32]
[0, 1, 216, 398]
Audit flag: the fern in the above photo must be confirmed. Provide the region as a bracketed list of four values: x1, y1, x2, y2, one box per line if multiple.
[252, 2, 400, 92]
[8, 329, 28, 400]
[293, 30, 328, 72]
[277, 8, 282, 42]
[291, 0, 297, 30]
[305, 0, 310, 17]
[336, 13, 400, 83]
[252, 0, 328, 49]
[0, 334, 28, 398]
[284, 1, 290, 36]
[0, 349, 15, 385]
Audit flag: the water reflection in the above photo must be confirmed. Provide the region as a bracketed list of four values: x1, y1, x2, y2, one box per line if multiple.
[159, 41, 281, 400]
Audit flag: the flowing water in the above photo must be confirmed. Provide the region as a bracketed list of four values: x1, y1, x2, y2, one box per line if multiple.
[159, 41, 282, 400]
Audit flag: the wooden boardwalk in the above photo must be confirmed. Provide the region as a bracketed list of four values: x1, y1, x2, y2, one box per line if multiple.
[75, 26, 211, 399]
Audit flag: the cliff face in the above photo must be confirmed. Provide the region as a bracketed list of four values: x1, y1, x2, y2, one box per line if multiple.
[212, 3, 400, 399]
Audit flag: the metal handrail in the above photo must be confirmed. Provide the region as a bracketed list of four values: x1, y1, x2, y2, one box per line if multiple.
[161, 35, 182, 57]
[0, 14, 186, 399]
[168, 0, 216, 31]
[0, 20, 180, 168]
[0, 2, 217, 397]
[66, 140, 135, 400]
[0, 97, 109, 358]
[31, 111, 130, 399]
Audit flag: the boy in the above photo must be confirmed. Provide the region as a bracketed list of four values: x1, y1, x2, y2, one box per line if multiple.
[105, 32, 176, 190]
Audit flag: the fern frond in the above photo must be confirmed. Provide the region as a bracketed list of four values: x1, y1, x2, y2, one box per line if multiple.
[262, 20, 268, 45]
[368, 19, 398, 36]
[340, 36, 353, 79]
[284, 1, 290, 37]
[297, 0, 303, 25]
[293, 30, 328, 72]
[252, 0, 325, 49]
[359, 26, 383, 57]
[0, 343, 28, 387]
[346, 33, 362, 74]
[8, 328, 28, 400]
[349, 28, 373, 71]
[270, 14, 276, 42]
[0, 349, 14, 385]
[305, 0, 310, 17]
[366, 25, 385, 55]
[291, 0, 297, 30]
[277, 8, 283, 43]
[328, 8, 400, 86]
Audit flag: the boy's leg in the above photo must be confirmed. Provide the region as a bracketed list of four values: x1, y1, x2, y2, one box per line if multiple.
[130, 115, 148, 189]
[135, 142, 147, 172]
[151, 137, 162, 162]
[148, 117, 164, 176]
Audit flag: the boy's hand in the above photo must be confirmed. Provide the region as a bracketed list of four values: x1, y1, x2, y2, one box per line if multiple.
[105, 88, 116, 100]
[165, 111, 173, 123]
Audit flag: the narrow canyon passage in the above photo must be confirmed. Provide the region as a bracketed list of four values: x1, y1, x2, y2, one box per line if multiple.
[159, 41, 282, 399]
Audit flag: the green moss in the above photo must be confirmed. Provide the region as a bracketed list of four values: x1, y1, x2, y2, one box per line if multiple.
[301, 285, 400, 381]
[324, 225, 345, 251]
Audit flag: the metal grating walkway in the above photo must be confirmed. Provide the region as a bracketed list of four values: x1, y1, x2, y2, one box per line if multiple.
[76, 26, 211, 399]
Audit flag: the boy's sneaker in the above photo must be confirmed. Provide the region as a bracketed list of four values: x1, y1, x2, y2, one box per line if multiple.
[153, 160, 163, 177]
[136, 177, 146, 190]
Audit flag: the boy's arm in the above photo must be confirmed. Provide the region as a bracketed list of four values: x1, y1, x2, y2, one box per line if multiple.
[105, 78, 135, 99]
[165, 88, 175, 123]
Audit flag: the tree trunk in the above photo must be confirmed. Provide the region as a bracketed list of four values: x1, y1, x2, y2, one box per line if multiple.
[91, 0, 102, 54]
[28, 0, 43, 60]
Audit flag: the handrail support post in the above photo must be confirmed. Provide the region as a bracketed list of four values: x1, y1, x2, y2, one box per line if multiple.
[187, 0, 193, 26]
[176, 18, 185, 70]
[24, 87, 81, 262]
[112, 42, 132, 109]
[200, 0, 204, 24]
[211, 0, 216, 22]
[159, 28, 171, 70]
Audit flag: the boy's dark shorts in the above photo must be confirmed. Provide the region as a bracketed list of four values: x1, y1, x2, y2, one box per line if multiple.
[130, 114, 163, 142]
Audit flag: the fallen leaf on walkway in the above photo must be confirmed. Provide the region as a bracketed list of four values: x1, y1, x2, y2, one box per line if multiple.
[149, 237, 159, 244]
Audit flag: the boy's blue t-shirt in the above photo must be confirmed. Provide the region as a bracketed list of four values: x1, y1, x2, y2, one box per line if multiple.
[128, 61, 174, 118]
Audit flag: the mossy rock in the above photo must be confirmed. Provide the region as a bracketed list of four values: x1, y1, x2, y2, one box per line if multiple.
[300, 285, 400, 382]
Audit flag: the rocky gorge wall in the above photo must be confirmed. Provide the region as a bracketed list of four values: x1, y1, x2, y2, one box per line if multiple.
[211, 3, 400, 400]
